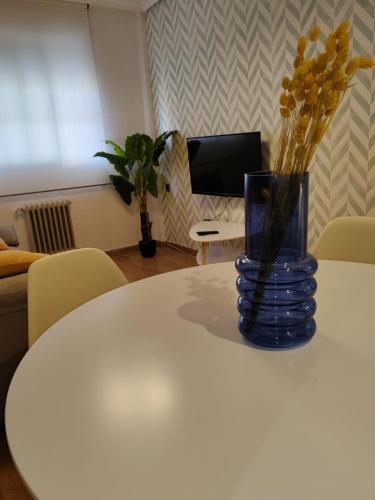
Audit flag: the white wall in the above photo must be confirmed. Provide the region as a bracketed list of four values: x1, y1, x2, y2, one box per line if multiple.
[90, 6, 153, 142]
[0, 186, 163, 252]
[0, 4, 163, 251]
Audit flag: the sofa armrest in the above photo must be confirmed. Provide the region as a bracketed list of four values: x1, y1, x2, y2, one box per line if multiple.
[0, 273, 28, 315]
[0, 272, 28, 427]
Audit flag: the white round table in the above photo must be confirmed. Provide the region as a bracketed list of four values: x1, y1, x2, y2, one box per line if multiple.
[6, 261, 375, 500]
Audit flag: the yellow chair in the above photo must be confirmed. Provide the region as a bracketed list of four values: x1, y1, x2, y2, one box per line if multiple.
[315, 216, 375, 265]
[28, 248, 127, 346]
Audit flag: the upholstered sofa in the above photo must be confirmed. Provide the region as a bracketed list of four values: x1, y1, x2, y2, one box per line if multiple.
[0, 225, 28, 427]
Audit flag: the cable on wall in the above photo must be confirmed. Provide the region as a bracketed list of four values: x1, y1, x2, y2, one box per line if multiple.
[203, 197, 232, 222]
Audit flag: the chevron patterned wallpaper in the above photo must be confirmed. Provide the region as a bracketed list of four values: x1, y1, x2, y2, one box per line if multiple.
[145, 0, 375, 249]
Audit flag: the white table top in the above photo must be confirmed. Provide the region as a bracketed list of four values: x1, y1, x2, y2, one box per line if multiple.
[6, 260, 375, 500]
[189, 220, 244, 242]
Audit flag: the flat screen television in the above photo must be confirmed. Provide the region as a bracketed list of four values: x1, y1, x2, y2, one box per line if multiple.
[187, 131, 262, 197]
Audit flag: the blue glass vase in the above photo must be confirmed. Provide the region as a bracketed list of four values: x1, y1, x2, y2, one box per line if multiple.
[236, 171, 318, 349]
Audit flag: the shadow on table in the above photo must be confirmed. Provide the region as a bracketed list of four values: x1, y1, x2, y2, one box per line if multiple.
[177, 271, 246, 346]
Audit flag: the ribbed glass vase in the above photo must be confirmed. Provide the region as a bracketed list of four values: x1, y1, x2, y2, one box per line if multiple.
[236, 171, 318, 349]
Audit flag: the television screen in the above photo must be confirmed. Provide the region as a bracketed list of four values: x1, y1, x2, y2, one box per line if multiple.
[187, 131, 262, 197]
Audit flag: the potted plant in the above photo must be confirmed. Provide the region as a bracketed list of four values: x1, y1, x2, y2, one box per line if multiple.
[95, 131, 176, 257]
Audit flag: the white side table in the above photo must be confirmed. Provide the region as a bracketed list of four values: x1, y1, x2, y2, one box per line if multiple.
[189, 220, 245, 265]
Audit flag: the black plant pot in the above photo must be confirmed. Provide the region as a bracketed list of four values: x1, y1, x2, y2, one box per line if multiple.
[138, 239, 156, 258]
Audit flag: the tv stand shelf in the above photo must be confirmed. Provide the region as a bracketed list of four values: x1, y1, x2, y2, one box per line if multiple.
[189, 220, 245, 265]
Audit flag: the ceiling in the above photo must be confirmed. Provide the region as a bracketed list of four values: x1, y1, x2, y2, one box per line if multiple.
[65, 0, 159, 12]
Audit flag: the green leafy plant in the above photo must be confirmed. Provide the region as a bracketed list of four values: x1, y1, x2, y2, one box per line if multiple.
[94, 131, 176, 243]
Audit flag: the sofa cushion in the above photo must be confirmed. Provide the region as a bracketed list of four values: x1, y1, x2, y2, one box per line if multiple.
[0, 238, 8, 250]
[0, 225, 19, 247]
[0, 273, 28, 315]
[0, 250, 47, 279]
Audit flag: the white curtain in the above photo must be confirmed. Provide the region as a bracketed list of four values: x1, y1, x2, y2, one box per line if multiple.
[0, 0, 107, 195]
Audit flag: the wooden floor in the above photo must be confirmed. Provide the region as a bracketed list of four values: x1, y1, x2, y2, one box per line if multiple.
[109, 243, 197, 282]
[0, 245, 196, 500]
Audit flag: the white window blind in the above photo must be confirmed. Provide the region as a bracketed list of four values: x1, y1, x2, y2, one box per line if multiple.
[0, 0, 107, 196]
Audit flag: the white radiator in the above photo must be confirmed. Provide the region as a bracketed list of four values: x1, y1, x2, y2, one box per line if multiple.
[20, 200, 76, 254]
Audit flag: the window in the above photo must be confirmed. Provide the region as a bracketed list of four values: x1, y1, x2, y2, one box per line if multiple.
[0, 0, 107, 195]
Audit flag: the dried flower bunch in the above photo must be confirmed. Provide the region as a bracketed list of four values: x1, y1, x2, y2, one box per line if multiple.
[274, 21, 374, 174]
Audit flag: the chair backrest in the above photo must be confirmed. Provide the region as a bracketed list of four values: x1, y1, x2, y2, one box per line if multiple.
[315, 216, 375, 265]
[28, 248, 128, 346]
